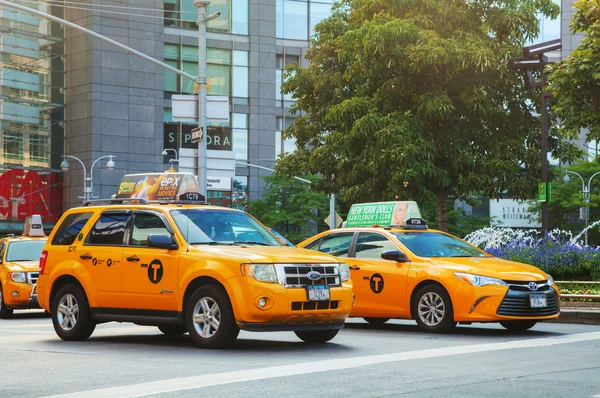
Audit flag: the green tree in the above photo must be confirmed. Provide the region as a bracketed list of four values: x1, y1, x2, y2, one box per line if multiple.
[247, 174, 330, 243]
[278, 0, 582, 231]
[548, 0, 600, 142]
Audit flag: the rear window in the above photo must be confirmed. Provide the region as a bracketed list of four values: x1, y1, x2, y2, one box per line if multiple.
[52, 213, 93, 246]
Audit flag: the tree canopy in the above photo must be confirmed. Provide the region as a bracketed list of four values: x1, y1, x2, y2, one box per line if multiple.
[548, 0, 600, 142]
[278, 0, 582, 231]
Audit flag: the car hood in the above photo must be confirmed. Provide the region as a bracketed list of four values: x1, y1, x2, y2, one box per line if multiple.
[190, 245, 339, 264]
[426, 257, 547, 282]
[4, 260, 39, 272]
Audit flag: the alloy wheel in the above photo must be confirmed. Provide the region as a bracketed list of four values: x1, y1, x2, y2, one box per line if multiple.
[418, 292, 446, 327]
[56, 293, 79, 331]
[192, 297, 221, 339]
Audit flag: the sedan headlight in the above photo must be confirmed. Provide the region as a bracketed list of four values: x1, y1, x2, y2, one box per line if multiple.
[241, 264, 277, 283]
[339, 263, 350, 282]
[547, 274, 555, 286]
[455, 272, 507, 287]
[8, 272, 27, 283]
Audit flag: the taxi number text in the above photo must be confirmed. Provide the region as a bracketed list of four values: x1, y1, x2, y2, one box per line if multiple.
[530, 294, 547, 308]
[307, 285, 330, 301]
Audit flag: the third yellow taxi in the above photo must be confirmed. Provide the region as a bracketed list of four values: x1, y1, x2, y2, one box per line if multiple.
[298, 201, 560, 332]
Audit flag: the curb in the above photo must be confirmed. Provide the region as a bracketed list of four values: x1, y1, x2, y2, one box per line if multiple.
[546, 308, 600, 325]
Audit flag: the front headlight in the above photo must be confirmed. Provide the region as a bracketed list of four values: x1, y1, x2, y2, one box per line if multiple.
[339, 263, 350, 282]
[455, 272, 507, 287]
[9, 272, 27, 283]
[241, 264, 277, 283]
[547, 274, 555, 286]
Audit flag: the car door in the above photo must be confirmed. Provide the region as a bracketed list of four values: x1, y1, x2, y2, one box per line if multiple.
[349, 232, 411, 317]
[121, 210, 180, 312]
[79, 210, 131, 309]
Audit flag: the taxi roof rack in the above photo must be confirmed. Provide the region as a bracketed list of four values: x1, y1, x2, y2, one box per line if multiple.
[82, 198, 149, 206]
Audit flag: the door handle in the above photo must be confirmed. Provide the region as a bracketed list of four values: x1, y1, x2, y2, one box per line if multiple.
[79, 254, 92, 260]
[126, 256, 140, 262]
[349, 265, 361, 270]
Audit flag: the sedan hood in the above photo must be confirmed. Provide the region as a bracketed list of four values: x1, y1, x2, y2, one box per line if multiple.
[427, 257, 547, 282]
[190, 245, 339, 264]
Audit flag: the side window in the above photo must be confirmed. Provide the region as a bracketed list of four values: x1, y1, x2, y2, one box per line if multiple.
[52, 212, 93, 245]
[87, 212, 131, 246]
[130, 213, 170, 247]
[0, 242, 5, 263]
[304, 237, 323, 251]
[355, 232, 399, 260]
[317, 233, 354, 258]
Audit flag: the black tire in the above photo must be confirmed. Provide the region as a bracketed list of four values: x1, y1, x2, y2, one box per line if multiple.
[158, 325, 188, 335]
[185, 284, 239, 349]
[51, 283, 96, 341]
[411, 284, 457, 333]
[500, 320, 537, 331]
[0, 285, 14, 319]
[364, 317, 389, 325]
[295, 329, 339, 343]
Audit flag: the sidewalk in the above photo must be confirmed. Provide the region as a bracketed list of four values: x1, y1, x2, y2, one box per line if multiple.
[547, 302, 600, 325]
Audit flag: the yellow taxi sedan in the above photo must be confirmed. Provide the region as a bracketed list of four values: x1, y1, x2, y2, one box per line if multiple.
[298, 202, 559, 332]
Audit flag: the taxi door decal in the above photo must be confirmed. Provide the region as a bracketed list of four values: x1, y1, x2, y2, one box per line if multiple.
[370, 273, 384, 294]
[142, 259, 164, 284]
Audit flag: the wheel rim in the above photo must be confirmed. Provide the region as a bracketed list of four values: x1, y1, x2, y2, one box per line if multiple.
[418, 292, 445, 327]
[192, 297, 221, 339]
[56, 294, 79, 331]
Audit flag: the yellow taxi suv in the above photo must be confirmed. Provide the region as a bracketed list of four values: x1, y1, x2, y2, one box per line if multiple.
[0, 215, 47, 318]
[37, 172, 352, 349]
[298, 201, 559, 333]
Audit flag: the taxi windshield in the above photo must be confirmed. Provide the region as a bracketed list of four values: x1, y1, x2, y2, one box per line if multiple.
[171, 209, 281, 247]
[6, 240, 47, 262]
[391, 232, 487, 258]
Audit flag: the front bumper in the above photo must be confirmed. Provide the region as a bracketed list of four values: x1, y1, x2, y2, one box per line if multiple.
[451, 282, 560, 322]
[2, 280, 40, 310]
[228, 275, 353, 329]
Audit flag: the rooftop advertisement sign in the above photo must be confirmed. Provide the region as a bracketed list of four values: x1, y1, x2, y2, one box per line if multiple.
[345, 201, 422, 227]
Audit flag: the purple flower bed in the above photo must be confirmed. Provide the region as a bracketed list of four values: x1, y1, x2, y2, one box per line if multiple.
[487, 239, 600, 281]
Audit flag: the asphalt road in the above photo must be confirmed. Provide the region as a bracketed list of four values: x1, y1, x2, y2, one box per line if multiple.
[1, 311, 599, 398]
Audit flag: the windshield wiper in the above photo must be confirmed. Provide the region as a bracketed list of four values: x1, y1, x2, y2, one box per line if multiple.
[232, 241, 271, 246]
[190, 241, 234, 246]
[449, 255, 476, 258]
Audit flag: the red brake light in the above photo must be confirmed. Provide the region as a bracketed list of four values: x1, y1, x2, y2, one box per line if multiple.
[39, 251, 48, 275]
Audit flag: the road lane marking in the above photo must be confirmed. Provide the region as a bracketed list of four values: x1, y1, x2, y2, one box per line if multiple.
[43, 331, 600, 398]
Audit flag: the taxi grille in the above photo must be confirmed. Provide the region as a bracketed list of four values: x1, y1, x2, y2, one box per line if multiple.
[496, 286, 559, 317]
[275, 264, 340, 288]
[291, 301, 339, 311]
[27, 272, 39, 286]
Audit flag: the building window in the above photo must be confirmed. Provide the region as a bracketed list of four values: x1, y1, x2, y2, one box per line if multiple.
[29, 133, 48, 163]
[233, 113, 248, 161]
[233, 50, 249, 98]
[276, 0, 334, 40]
[276, 54, 299, 107]
[178, 0, 248, 35]
[275, 117, 296, 159]
[233, 176, 248, 210]
[3, 134, 24, 160]
[164, 0, 179, 28]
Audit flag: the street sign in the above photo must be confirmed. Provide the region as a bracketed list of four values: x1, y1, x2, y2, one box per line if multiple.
[325, 212, 344, 229]
[537, 182, 551, 202]
[190, 127, 203, 144]
[171, 95, 229, 123]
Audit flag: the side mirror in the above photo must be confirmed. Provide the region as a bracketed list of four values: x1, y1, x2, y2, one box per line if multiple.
[148, 234, 178, 250]
[381, 250, 410, 263]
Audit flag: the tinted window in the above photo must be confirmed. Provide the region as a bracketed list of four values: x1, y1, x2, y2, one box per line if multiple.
[391, 232, 487, 258]
[52, 213, 93, 245]
[130, 213, 170, 247]
[304, 237, 323, 251]
[6, 240, 47, 262]
[316, 233, 353, 258]
[355, 233, 398, 260]
[0, 242, 5, 262]
[87, 213, 131, 246]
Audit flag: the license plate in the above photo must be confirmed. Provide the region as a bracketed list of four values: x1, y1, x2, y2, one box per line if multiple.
[530, 294, 547, 308]
[307, 285, 330, 301]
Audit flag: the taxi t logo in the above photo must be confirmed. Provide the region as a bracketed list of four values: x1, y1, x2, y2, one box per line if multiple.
[370, 273, 384, 294]
[147, 259, 164, 284]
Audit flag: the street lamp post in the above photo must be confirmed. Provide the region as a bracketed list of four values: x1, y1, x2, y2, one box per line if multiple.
[61, 155, 116, 202]
[236, 161, 337, 229]
[563, 170, 600, 245]
[508, 39, 562, 237]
